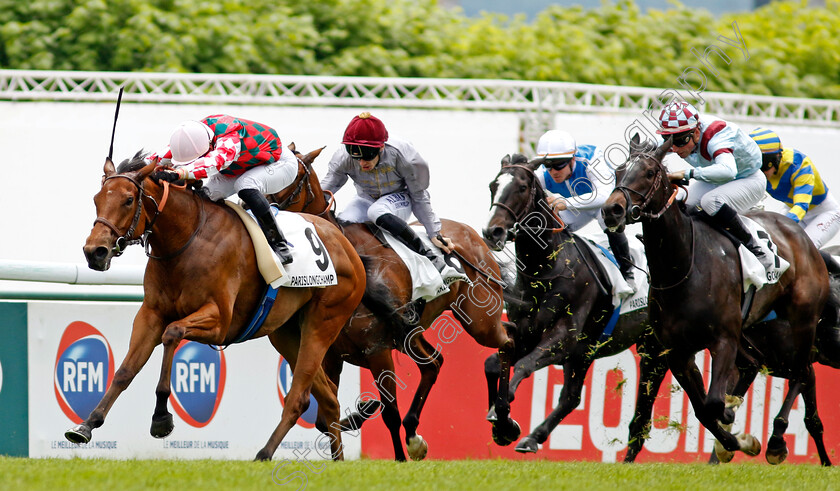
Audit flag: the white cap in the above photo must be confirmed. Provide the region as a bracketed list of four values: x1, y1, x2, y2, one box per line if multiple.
[169, 121, 213, 165]
[536, 130, 576, 160]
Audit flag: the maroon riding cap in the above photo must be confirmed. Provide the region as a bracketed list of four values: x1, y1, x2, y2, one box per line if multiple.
[342, 112, 389, 148]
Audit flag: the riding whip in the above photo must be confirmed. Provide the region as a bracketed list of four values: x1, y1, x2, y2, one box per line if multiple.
[107, 86, 124, 161]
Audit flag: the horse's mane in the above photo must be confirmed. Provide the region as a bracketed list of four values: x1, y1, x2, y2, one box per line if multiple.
[510, 153, 529, 165]
[117, 150, 149, 173]
[629, 138, 659, 158]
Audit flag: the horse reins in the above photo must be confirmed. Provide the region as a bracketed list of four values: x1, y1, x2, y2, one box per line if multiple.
[613, 155, 680, 222]
[489, 164, 587, 282]
[489, 164, 567, 235]
[273, 157, 315, 212]
[94, 174, 205, 260]
[614, 154, 695, 290]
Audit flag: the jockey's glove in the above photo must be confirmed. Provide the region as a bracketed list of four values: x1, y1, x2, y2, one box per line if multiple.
[153, 170, 183, 183]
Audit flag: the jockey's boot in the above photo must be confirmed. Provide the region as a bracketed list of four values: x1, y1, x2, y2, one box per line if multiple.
[375, 213, 447, 272]
[708, 203, 774, 271]
[606, 230, 636, 292]
[238, 189, 294, 265]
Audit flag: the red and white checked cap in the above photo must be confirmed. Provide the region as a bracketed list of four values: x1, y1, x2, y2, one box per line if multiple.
[656, 101, 700, 135]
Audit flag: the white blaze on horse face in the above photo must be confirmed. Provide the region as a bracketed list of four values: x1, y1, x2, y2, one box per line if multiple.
[487, 173, 515, 224]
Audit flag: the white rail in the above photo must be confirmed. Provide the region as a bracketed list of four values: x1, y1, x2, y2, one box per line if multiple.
[0, 260, 144, 285]
[1, 69, 838, 127]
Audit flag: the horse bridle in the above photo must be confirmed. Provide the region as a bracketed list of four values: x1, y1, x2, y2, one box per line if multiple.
[613, 154, 695, 290]
[273, 157, 315, 211]
[489, 164, 566, 238]
[613, 155, 679, 222]
[94, 174, 205, 260]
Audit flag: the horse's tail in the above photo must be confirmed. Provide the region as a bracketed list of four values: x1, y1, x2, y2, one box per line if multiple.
[358, 255, 418, 342]
[815, 254, 840, 368]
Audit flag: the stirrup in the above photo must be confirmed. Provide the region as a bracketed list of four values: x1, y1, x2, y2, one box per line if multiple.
[272, 242, 294, 265]
[427, 253, 447, 272]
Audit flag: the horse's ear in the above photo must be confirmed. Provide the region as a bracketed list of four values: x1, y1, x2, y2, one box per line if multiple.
[138, 161, 157, 180]
[501, 154, 511, 166]
[527, 158, 543, 171]
[104, 157, 116, 177]
[301, 146, 325, 167]
[629, 133, 642, 153]
[288, 142, 296, 153]
[654, 136, 671, 161]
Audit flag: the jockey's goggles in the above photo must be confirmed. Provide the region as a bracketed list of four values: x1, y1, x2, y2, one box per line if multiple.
[345, 144, 381, 161]
[546, 158, 573, 171]
[666, 130, 694, 148]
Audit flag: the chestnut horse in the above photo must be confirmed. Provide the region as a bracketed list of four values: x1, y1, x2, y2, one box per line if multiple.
[602, 135, 831, 465]
[481, 153, 669, 461]
[268, 146, 518, 461]
[66, 152, 366, 461]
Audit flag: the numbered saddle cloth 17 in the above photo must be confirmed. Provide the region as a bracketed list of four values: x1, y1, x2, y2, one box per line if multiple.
[739, 216, 790, 292]
[381, 225, 470, 301]
[225, 201, 338, 288]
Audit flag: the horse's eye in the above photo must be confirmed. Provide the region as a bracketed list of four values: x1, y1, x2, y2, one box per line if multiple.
[124, 196, 134, 206]
[646, 170, 655, 178]
[519, 185, 527, 192]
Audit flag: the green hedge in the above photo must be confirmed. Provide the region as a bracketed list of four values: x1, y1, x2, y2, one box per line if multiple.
[1, 0, 837, 99]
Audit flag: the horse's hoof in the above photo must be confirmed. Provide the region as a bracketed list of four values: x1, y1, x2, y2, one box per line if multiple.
[714, 440, 735, 464]
[255, 449, 272, 462]
[514, 436, 539, 453]
[766, 448, 788, 465]
[738, 433, 761, 457]
[150, 413, 174, 439]
[486, 406, 497, 422]
[492, 418, 521, 446]
[407, 435, 428, 461]
[65, 424, 92, 444]
[766, 436, 788, 465]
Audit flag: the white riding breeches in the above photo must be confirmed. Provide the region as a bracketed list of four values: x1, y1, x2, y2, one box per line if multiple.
[685, 169, 767, 215]
[201, 150, 299, 201]
[339, 192, 413, 224]
[558, 206, 606, 233]
[800, 194, 840, 249]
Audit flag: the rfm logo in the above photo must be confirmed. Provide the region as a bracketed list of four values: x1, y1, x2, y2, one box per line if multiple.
[169, 341, 226, 428]
[54, 321, 115, 424]
[277, 356, 318, 428]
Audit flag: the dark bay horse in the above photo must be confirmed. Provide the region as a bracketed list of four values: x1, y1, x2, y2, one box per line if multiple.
[602, 135, 831, 465]
[267, 146, 517, 461]
[67, 152, 367, 461]
[481, 153, 668, 461]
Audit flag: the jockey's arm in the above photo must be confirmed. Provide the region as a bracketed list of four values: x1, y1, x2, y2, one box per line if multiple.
[787, 161, 817, 222]
[320, 149, 352, 194]
[175, 133, 241, 180]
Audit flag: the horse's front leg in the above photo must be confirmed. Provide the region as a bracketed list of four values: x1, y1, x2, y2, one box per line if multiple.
[151, 302, 224, 438]
[706, 339, 739, 422]
[484, 353, 501, 412]
[667, 352, 745, 457]
[65, 305, 164, 444]
[402, 332, 443, 461]
[624, 334, 668, 463]
[493, 335, 564, 448]
[516, 354, 589, 454]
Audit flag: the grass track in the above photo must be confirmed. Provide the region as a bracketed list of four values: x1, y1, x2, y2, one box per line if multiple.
[2, 457, 839, 490]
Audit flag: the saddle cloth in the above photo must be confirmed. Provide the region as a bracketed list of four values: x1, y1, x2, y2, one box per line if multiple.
[381, 225, 470, 301]
[225, 201, 338, 289]
[577, 232, 649, 315]
[739, 217, 789, 292]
